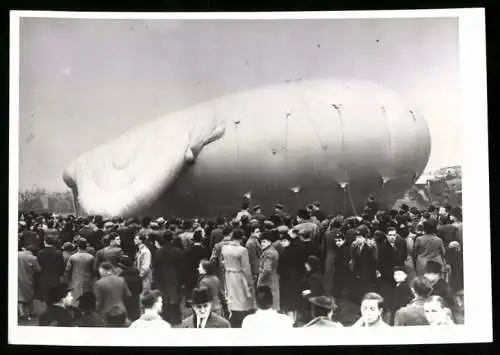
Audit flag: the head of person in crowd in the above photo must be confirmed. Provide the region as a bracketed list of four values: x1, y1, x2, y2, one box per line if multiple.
[256, 285, 273, 310]
[423, 260, 443, 283]
[95, 219, 104, 230]
[62, 242, 75, 254]
[78, 291, 97, 314]
[222, 225, 233, 237]
[296, 209, 310, 223]
[109, 232, 121, 248]
[141, 217, 152, 229]
[450, 207, 462, 223]
[253, 205, 262, 215]
[409, 207, 421, 220]
[260, 231, 273, 250]
[81, 217, 90, 226]
[330, 215, 344, 230]
[141, 290, 163, 315]
[104, 306, 128, 327]
[397, 222, 410, 238]
[333, 232, 346, 248]
[422, 217, 438, 235]
[360, 292, 385, 326]
[44, 234, 58, 248]
[274, 203, 284, 213]
[410, 276, 433, 300]
[250, 226, 262, 239]
[98, 261, 115, 278]
[133, 232, 147, 247]
[231, 228, 244, 243]
[103, 221, 116, 233]
[372, 229, 386, 245]
[198, 259, 216, 277]
[309, 295, 337, 320]
[191, 287, 213, 320]
[230, 219, 241, 229]
[386, 227, 398, 244]
[393, 266, 408, 284]
[306, 204, 314, 215]
[438, 214, 452, 226]
[269, 214, 283, 227]
[423, 295, 454, 325]
[47, 283, 73, 307]
[279, 233, 292, 248]
[305, 255, 320, 274]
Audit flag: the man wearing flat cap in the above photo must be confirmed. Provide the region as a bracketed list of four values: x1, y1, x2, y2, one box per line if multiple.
[303, 296, 343, 328]
[181, 287, 231, 328]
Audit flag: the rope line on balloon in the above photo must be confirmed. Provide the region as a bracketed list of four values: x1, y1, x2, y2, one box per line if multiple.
[296, 83, 327, 152]
[284, 112, 291, 167]
[332, 104, 358, 217]
[380, 105, 393, 167]
[409, 109, 419, 183]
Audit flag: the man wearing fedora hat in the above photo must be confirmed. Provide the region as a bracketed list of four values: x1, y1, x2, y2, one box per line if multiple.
[181, 287, 231, 328]
[303, 296, 343, 328]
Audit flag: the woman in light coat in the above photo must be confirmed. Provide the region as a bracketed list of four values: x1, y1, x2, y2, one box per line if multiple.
[220, 228, 255, 328]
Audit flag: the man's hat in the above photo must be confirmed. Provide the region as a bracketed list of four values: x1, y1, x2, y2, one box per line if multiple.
[400, 204, 410, 212]
[425, 260, 443, 274]
[309, 296, 336, 311]
[274, 203, 284, 210]
[313, 201, 321, 207]
[253, 205, 262, 212]
[191, 287, 213, 305]
[104, 221, 115, 229]
[156, 217, 166, 224]
[47, 283, 72, 304]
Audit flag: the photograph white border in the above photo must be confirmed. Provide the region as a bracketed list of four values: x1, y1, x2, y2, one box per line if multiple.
[9, 8, 491, 346]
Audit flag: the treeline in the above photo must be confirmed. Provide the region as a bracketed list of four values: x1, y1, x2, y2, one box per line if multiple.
[19, 188, 74, 214]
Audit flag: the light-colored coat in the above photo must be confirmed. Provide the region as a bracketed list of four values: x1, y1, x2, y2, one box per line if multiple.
[135, 244, 152, 292]
[64, 251, 95, 303]
[221, 241, 255, 311]
[257, 246, 280, 310]
[18, 250, 41, 303]
[242, 309, 294, 329]
[129, 310, 171, 329]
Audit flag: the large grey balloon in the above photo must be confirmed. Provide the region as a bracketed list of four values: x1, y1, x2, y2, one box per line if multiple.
[63, 78, 431, 218]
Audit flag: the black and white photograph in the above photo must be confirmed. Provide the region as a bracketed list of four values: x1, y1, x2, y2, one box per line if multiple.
[9, 9, 491, 345]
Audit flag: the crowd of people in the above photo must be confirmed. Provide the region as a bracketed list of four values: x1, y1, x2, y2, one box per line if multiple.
[17, 196, 464, 328]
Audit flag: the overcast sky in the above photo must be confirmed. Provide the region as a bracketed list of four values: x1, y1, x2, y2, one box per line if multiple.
[18, 16, 460, 192]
